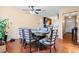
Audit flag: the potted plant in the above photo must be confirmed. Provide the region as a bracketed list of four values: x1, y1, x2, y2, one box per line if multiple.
[0, 19, 8, 52]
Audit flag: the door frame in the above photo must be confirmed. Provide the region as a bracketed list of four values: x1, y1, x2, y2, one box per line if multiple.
[63, 15, 77, 36]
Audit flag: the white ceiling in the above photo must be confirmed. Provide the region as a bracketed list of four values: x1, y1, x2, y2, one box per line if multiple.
[16, 6, 78, 17]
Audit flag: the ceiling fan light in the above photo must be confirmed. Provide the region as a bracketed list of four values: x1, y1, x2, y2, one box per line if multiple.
[69, 16, 72, 19]
[29, 11, 35, 14]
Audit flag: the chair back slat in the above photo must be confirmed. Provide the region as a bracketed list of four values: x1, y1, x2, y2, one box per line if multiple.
[19, 28, 25, 39]
[23, 29, 30, 40]
[19, 28, 32, 40]
[48, 25, 58, 45]
[50, 22, 59, 42]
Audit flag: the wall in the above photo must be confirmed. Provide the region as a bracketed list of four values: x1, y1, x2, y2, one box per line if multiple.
[59, 7, 79, 41]
[0, 7, 43, 41]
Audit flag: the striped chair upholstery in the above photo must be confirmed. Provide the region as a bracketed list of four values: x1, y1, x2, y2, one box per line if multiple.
[19, 28, 36, 53]
[23, 29, 35, 43]
[39, 29, 58, 52]
[39, 22, 59, 53]
[19, 28, 24, 40]
[19, 28, 36, 43]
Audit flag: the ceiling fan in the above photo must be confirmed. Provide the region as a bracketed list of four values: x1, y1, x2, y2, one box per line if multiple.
[22, 6, 45, 14]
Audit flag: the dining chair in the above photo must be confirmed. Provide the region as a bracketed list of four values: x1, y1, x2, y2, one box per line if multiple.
[19, 28, 25, 45]
[39, 29, 58, 53]
[39, 22, 59, 53]
[19, 28, 36, 53]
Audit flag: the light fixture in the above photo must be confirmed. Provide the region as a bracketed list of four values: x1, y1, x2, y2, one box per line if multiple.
[68, 15, 72, 19]
[29, 11, 35, 14]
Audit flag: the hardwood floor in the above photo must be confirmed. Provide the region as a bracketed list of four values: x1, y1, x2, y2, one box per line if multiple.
[63, 33, 79, 53]
[6, 33, 79, 53]
[6, 39, 64, 53]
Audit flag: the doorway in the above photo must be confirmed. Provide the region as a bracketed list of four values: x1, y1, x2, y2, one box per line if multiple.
[64, 15, 77, 34]
[63, 15, 77, 43]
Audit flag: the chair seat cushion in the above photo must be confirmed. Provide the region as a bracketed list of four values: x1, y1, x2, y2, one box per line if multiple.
[39, 38, 54, 45]
[25, 39, 35, 43]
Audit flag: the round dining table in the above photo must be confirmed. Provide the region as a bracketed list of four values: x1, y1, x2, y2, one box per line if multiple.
[31, 29, 49, 52]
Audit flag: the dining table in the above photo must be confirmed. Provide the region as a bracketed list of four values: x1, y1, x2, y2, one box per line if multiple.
[31, 29, 49, 52]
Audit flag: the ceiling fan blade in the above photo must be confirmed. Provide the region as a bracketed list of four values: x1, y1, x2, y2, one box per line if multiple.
[29, 6, 35, 11]
[35, 9, 41, 11]
[35, 11, 39, 14]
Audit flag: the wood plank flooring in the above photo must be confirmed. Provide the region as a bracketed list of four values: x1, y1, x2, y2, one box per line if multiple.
[63, 33, 79, 53]
[6, 39, 64, 53]
[6, 33, 79, 53]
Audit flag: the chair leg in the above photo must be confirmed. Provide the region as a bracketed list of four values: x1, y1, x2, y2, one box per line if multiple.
[23, 39, 27, 49]
[37, 37, 40, 53]
[54, 45, 56, 52]
[50, 45, 52, 53]
[23, 39, 25, 46]
[38, 41, 40, 52]
[24, 43, 27, 49]
[30, 43, 32, 53]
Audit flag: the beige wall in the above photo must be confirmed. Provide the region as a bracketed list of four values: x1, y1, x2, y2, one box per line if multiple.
[0, 7, 43, 40]
[59, 7, 79, 41]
